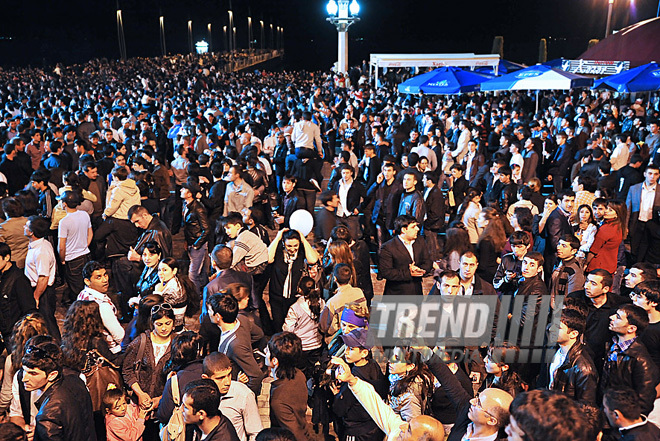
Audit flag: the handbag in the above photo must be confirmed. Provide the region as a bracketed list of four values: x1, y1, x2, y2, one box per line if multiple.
[82, 349, 123, 412]
[159, 373, 186, 441]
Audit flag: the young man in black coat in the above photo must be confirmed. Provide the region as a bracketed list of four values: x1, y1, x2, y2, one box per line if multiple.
[422, 172, 445, 263]
[378, 215, 432, 296]
[181, 379, 240, 441]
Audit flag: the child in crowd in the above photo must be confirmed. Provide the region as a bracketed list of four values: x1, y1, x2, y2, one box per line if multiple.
[331, 328, 389, 441]
[103, 385, 147, 441]
[283, 276, 326, 380]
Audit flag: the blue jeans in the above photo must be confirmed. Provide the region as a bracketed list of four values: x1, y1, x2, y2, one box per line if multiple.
[188, 243, 209, 293]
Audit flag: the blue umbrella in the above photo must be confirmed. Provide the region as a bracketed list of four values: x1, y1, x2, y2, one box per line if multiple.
[397, 67, 491, 95]
[480, 64, 593, 91]
[592, 62, 660, 92]
[475, 59, 526, 76]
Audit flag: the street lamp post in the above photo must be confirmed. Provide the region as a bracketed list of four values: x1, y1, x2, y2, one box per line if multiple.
[228, 10, 234, 52]
[326, 0, 360, 73]
[159, 16, 167, 56]
[223, 25, 228, 52]
[208, 23, 212, 53]
[116, 1, 127, 61]
[188, 20, 193, 54]
[605, 0, 614, 38]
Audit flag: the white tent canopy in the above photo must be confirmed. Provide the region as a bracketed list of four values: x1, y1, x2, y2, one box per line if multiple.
[369, 53, 501, 86]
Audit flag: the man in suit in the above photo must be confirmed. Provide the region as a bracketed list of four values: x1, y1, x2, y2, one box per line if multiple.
[200, 245, 255, 351]
[207, 293, 264, 395]
[357, 144, 382, 191]
[626, 164, 660, 263]
[378, 215, 432, 295]
[540, 192, 574, 277]
[333, 164, 368, 240]
[521, 137, 539, 183]
[422, 172, 445, 263]
[461, 139, 485, 186]
[616, 154, 645, 200]
[547, 132, 573, 193]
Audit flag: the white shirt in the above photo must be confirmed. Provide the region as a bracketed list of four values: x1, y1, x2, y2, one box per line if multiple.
[399, 236, 415, 262]
[58, 209, 91, 261]
[639, 182, 657, 222]
[219, 381, 263, 441]
[610, 143, 629, 171]
[24, 238, 56, 287]
[548, 345, 569, 388]
[338, 179, 353, 217]
[464, 151, 475, 180]
[291, 120, 323, 153]
[77, 287, 125, 354]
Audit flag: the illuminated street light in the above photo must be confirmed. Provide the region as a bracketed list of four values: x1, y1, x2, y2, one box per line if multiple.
[326, 0, 360, 73]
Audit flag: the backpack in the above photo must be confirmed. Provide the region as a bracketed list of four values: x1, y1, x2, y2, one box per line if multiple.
[159, 373, 186, 441]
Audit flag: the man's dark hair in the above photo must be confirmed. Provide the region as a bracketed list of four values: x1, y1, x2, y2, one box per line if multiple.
[592, 197, 607, 208]
[283, 175, 297, 185]
[497, 165, 512, 177]
[82, 260, 105, 281]
[603, 388, 641, 421]
[223, 211, 244, 228]
[438, 269, 460, 282]
[183, 379, 221, 418]
[267, 332, 303, 381]
[449, 163, 465, 173]
[630, 262, 658, 283]
[633, 281, 660, 312]
[588, 268, 613, 289]
[559, 234, 581, 252]
[518, 186, 533, 201]
[0, 242, 10, 260]
[330, 225, 353, 243]
[82, 161, 98, 172]
[618, 304, 649, 335]
[560, 308, 586, 335]
[206, 293, 238, 323]
[0, 421, 28, 441]
[509, 231, 530, 247]
[211, 244, 233, 270]
[255, 428, 297, 441]
[393, 214, 418, 235]
[2, 197, 24, 218]
[319, 190, 336, 206]
[560, 190, 575, 199]
[30, 169, 50, 185]
[112, 165, 129, 181]
[510, 389, 590, 441]
[202, 351, 232, 376]
[646, 163, 660, 173]
[26, 215, 50, 239]
[577, 175, 597, 193]
[630, 154, 643, 165]
[127, 205, 149, 219]
[423, 171, 438, 184]
[21, 335, 63, 376]
[333, 263, 353, 286]
[524, 251, 544, 267]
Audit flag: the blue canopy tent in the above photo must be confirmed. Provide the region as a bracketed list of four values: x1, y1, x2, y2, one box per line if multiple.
[592, 62, 660, 92]
[475, 59, 526, 76]
[481, 64, 594, 111]
[397, 66, 491, 95]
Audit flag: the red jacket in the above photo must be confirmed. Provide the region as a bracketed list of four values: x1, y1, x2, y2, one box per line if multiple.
[586, 220, 622, 274]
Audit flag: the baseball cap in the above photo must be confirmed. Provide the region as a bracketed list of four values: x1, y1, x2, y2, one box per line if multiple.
[340, 328, 373, 350]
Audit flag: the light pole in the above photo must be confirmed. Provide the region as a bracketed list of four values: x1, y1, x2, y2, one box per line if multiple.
[223, 25, 228, 52]
[269, 23, 274, 49]
[233, 27, 237, 50]
[228, 10, 235, 52]
[159, 16, 167, 56]
[248, 16, 252, 51]
[116, 1, 127, 61]
[605, 0, 614, 37]
[207, 23, 213, 52]
[260, 20, 264, 50]
[326, 0, 360, 73]
[188, 20, 193, 54]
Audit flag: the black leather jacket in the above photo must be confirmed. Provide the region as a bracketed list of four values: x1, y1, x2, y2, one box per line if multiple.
[0, 264, 35, 341]
[550, 341, 599, 405]
[182, 199, 209, 249]
[598, 339, 660, 414]
[34, 373, 97, 441]
[134, 215, 173, 258]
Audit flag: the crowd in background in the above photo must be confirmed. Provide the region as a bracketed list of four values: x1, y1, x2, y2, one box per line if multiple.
[0, 53, 659, 441]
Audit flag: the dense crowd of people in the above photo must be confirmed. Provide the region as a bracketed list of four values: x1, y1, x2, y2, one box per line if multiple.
[0, 52, 659, 441]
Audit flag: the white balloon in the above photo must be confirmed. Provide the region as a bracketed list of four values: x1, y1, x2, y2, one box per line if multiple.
[289, 209, 314, 237]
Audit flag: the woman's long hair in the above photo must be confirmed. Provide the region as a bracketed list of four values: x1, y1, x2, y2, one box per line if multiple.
[326, 240, 357, 286]
[61, 301, 106, 371]
[297, 276, 322, 321]
[607, 199, 628, 238]
[443, 227, 470, 259]
[160, 257, 199, 316]
[135, 294, 165, 337]
[163, 331, 203, 375]
[477, 207, 507, 253]
[456, 188, 482, 223]
[389, 348, 435, 405]
[10, 313, 49, 374]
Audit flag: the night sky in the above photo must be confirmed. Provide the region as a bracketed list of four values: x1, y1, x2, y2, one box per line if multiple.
[1, 0, 658, 70]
